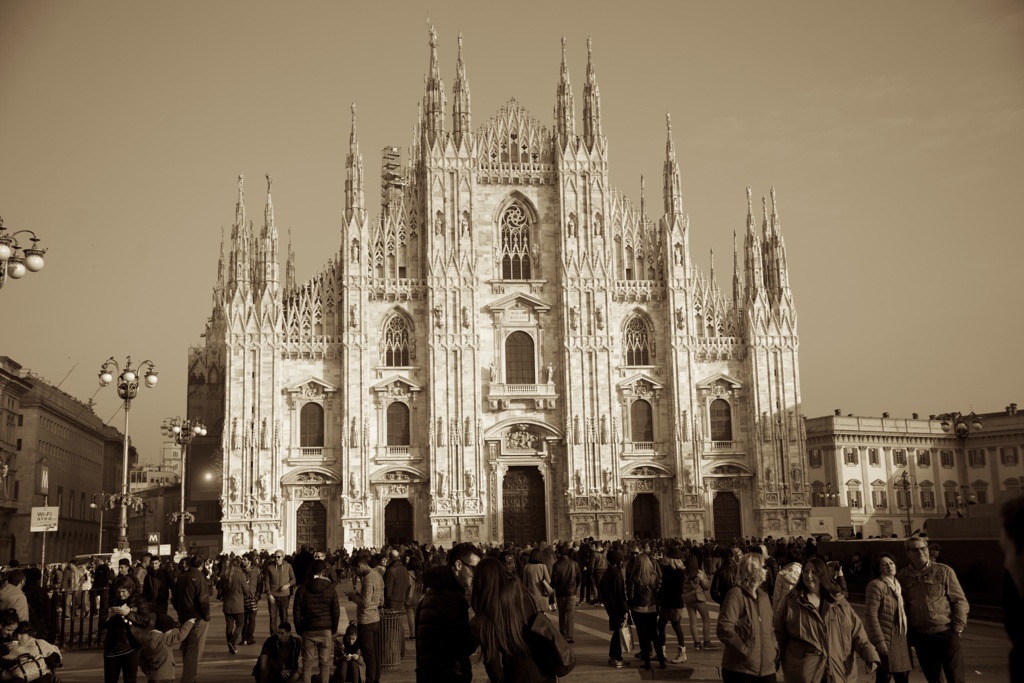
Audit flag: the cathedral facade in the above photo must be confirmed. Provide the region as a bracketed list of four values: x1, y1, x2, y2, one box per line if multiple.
[188, 31, 810, 554]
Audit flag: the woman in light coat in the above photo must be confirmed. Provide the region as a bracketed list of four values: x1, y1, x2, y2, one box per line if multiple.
[863, 553, 910, 683]
[774, 557, 879, 683]
[717, 552, 778, 683]
[522, 549, 553, 614]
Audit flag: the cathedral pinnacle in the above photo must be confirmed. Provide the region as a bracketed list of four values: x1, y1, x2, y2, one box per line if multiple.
[582, 36, 602, 151]
[234, 174, 246, 230]
[554, 35, 575, 149]
[744, 186, 764, 301]
[663, 112, 684, 219]
[263, 172, 275, 237]
[423, 24, 447, 143]
[453, 31, 472, 147]
[346, 103, 366, 224]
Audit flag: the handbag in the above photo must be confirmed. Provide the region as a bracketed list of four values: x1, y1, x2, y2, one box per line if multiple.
[526, 612, 577, 678]
[540, 579, 554, 597]
[8, 653, 47, 682]
[244, 593, 259, 611]
[617, 618, 635, 653]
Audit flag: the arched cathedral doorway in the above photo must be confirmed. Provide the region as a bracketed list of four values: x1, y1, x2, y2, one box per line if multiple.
[296, 500, 327, 551]
[384, 499, 413, 545]
[713, 492, 741, 542]
[502, 467, 546, 545]
[632, 493, 661, 539]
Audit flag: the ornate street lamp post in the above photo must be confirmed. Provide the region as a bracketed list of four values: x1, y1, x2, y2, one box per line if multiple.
[824, 482, 840, 507]
[161, 417, 207, 553]
[937, 411, 982, 517]
[894, 470, 917, 535]
[98, 357, 158, 550]
[89, 491, 117, 554]
[0, 217, 47, 290]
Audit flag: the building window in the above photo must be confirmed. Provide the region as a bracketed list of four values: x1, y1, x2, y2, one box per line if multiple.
[920, 489, 935, 509]
[975, 488, 988, 505]
[918, 450, 931, 467]
[941, 450, 955, 468]
[847, 490, 862, 508]
[709, 399, 733, 441]
[504, 331, 536, 384]
[1002, 447, 1020, 466]
[386, 403, 410, 446]
[869, 449, 879, 466]
[15, 439, 20, 451]
[500, 203, 531, 280]
[944, 489, 957, 509]
[968, 449, 986, 467]
[383, 316, 411, 367]
[844, 448, 858, 465]
[809, 449, 822, 468]
[895, 489, 910, 511]
[631, 399, 654, 442]
[893, 449, 907, 466]
[299, 403, 325, 448]
[623, 317, 651, 366]
[872, 490, 888, 509]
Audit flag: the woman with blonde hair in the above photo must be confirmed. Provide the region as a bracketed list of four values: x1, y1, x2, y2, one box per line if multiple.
[627, 552, 665, 670]
[774, 557, 879, 683]
[863, 552, 910, 683]
[717, 552, 777, 683]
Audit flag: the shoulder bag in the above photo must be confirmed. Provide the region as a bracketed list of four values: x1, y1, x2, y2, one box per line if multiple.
[526, 612, 577, 678]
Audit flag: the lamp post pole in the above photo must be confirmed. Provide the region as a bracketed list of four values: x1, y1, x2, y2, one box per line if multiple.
[895, 470, 916, 535]
[98, 357, 158, 550]
[938, 412, 982, 517]
[161, 417, 207, 554]
[89, 492, 115, 554]
[0, 217, 47, 290]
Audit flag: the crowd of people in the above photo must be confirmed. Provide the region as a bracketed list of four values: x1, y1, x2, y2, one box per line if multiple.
[0, 493, 1019, 683]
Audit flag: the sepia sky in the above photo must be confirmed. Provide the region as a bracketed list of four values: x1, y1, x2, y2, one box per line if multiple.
[1, 1, 1021, 463]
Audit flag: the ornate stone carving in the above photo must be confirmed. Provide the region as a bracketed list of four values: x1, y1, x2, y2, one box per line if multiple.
[301, 383, 323, 398]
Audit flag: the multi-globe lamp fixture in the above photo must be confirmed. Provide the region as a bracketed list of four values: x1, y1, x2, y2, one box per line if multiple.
[0, 217, 47, 289]
[161, 417, 207, 553]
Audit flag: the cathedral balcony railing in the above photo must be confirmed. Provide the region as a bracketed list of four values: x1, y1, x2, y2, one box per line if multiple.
[631, 441, 655, 452]
[375, 445, 421, 462]
[487, 383, 557, 411]
[612, 280, 665, 303]
[711, 441, 735, 451]
[301, 447, 323, 457]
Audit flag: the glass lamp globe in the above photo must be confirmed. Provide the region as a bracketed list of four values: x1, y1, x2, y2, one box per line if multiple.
[24, 251, 44, 272]
[7, 261, 26, 279]
[123, 371, 136, 383]
[0, 244, 11, 260]
[145, 373, 158, 387]
[99, 371, 114, 386]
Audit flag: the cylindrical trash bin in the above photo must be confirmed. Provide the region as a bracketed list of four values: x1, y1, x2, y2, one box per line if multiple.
[380, 608, 405, 670]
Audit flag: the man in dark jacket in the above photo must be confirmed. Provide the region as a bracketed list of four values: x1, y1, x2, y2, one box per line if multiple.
[415, 542, 480, 683]
[292, 559, 340, 683]
[551, 545, 582, 642]
[143, 556, 171, 616]
[383, 549, 410, 613]
[241, 553, 263, 646]
[174, 554, 211, 683]
[252, 621, 302, 683]
[599, 549, 630, 668]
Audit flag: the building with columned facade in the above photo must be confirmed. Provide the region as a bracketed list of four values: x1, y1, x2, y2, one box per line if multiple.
[188, 30, 811, 554]
[805, 404, 1024, 538]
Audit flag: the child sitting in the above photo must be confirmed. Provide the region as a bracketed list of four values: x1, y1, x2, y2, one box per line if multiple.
[331, 622, 364, 683]
[0, 621, 61, 683]
[137, 614, 196, 683]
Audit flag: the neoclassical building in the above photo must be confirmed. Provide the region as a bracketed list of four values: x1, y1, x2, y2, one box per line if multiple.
[188, 30, 810, 554]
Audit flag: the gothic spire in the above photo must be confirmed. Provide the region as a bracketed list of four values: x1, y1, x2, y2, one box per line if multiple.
[663, 112, 684, 219]
[229, 174, 251, 290]
[640, 174, 648, 223]
[215, 227, 225, 293]
[770, 186, 792, 299]
[423, 24, 447, 144]
[452, 32, 472, 147]
[709, 248, 717, 290]
[263, 172, 275, 238]
[582, 36, 602, 151]
[233, 173, 246, 232]
[345, 103, 366, 224]
[285, 228, 296, 294]
[761, 193, 775, 295]
[258, 172, 279, 289]
[554, 36, 575, 148]
[744, 187, 764, 300]
[732, 229, 741, 307]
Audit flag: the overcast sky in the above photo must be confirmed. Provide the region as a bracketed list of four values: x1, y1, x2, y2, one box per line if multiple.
[1, 1, 1021, 462]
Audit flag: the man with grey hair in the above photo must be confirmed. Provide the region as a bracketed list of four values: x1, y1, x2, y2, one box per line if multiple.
[897, 534, 969, 683]
[264, 550, 296, 636]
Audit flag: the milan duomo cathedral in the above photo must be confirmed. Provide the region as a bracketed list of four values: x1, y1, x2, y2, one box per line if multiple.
[187, 29, 810, 555]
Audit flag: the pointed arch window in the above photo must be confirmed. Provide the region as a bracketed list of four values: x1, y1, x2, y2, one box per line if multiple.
[386, 402, 410, 446]
[300, 403, 325, 448]
[710, 399, 732, 441]
[623, 317, 651, 366]
[505, 331, 536, 384]
[631, 399, 654, 442]
[383, 316, 411, 367]
[500, 203, 532, 280]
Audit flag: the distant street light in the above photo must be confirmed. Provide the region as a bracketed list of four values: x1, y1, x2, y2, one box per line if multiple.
[937, 411, 982, 517]
[98, 356, 158, 550]
[0, 217, 47, 290]
[894, 470, 918, 534]
[824, 482, 840, 507]
[89, 492, 117, 554]
[161, 417, 207, 553]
